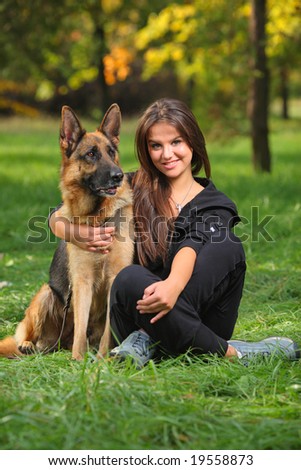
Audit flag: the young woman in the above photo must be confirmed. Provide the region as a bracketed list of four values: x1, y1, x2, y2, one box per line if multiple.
[49, 98, 299, 368]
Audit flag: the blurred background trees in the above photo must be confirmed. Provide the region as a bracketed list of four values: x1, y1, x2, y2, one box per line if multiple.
[0, 0, 300, 171]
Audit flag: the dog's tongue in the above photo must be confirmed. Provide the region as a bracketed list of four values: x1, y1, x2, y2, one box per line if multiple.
[106, 187, 117, 195]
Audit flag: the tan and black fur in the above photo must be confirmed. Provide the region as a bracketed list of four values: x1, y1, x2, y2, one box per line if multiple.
[0, 104, 133, 360]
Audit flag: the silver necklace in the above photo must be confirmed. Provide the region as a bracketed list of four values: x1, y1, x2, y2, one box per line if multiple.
[170, 180, 194, 213]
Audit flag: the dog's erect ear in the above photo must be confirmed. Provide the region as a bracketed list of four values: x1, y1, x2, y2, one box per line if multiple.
[98, 104, 121, 147]
[60, 106, 85, 157]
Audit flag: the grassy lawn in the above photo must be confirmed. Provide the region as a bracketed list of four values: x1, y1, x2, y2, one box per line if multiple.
[0, 112, 300, 450]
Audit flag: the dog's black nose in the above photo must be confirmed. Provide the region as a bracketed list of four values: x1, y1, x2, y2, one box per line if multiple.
[111, 170, 124, 183]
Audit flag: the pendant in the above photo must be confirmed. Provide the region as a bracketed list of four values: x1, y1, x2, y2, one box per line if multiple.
[175, 203, 182, 212]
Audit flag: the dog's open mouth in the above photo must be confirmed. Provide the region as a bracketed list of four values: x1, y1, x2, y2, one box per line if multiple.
[94, 186, 118, 196]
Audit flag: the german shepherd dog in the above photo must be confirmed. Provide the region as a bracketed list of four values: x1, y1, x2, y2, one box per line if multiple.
[0, 104, 133, 360]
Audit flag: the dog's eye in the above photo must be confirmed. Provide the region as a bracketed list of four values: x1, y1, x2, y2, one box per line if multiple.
[85, 150, 98, 163]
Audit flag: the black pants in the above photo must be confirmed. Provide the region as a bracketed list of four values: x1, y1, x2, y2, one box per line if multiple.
[110, 232, 246, 356]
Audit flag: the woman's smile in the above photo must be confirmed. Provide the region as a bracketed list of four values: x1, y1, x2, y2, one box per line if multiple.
[162, 159, 180, 169]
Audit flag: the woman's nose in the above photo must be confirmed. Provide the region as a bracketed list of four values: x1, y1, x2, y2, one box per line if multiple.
[162, 145, 173, 159]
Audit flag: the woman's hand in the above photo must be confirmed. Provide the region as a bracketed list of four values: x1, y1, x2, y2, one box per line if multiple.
[70, 223, 115, 253]
[49, 211, 115, 253]
[136, 247, 197, 324]
[136, 279, 182, 324]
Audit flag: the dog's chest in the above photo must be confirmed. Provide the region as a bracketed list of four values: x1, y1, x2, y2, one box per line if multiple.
[67, 245, 110, 291]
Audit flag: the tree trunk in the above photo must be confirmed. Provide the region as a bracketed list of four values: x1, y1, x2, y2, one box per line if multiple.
[280, 66, 289, 120]
[249, 0, 271, 172]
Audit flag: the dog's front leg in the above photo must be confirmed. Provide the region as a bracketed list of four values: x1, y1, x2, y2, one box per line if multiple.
[98, 287, 113, 358]
[98, 275, 118, 358]
[72, 282, 93, 360]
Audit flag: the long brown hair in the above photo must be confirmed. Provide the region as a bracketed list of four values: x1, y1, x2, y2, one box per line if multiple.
[133, 98, 211, 266]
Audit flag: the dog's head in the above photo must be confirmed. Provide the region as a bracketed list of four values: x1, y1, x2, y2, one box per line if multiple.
[60, 104, 123, 198]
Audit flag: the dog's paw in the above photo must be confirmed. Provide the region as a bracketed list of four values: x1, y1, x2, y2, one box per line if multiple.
[71, 352, 84, 361]
[97, 347, 109, 360]
[18, 341, 36, 355]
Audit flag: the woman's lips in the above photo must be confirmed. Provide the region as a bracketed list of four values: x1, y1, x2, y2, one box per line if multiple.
[162, 160, 179, 169]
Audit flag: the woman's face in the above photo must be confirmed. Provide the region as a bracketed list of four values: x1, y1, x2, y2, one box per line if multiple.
[147, 122, 193, 181]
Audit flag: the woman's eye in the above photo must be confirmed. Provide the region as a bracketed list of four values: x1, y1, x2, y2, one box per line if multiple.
[172, 139, 182, 145]
[150, 143, 161, 150]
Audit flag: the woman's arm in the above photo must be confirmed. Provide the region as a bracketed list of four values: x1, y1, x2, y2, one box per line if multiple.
[137, 246, 197, 323]
[49, 208, 115, 253]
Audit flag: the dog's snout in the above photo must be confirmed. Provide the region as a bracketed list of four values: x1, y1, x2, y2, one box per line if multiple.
[111, 169, 124, 183]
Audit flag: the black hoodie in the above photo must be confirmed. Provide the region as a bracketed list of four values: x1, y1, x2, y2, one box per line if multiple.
[142, 177, 241, 277]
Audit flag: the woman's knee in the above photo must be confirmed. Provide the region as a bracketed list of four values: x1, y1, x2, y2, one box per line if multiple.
[112, 264, 142, 291]
[111, 264, 157, 298]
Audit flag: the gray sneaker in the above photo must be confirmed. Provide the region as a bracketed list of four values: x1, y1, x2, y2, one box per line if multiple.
[228, 337, 300, 361]
[110, 330, 157, 369]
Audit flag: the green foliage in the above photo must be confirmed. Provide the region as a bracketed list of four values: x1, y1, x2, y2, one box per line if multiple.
[135, 1, 251, 132]
[0, 113, 301, 449]
[0, 0, 172, 115]
[267, 0, 301, 61]
[135, 0, 301, 133]
[1, 0, 300, 146]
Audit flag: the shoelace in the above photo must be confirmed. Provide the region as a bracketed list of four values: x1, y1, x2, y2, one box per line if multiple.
[244, 350, 271, 358]
[132, 333, 151, 357]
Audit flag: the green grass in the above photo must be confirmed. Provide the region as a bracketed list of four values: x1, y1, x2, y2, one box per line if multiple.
[0, 113, 301, 450]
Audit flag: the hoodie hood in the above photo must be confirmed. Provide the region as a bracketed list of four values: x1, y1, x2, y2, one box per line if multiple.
[177, 178, 241, 227]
